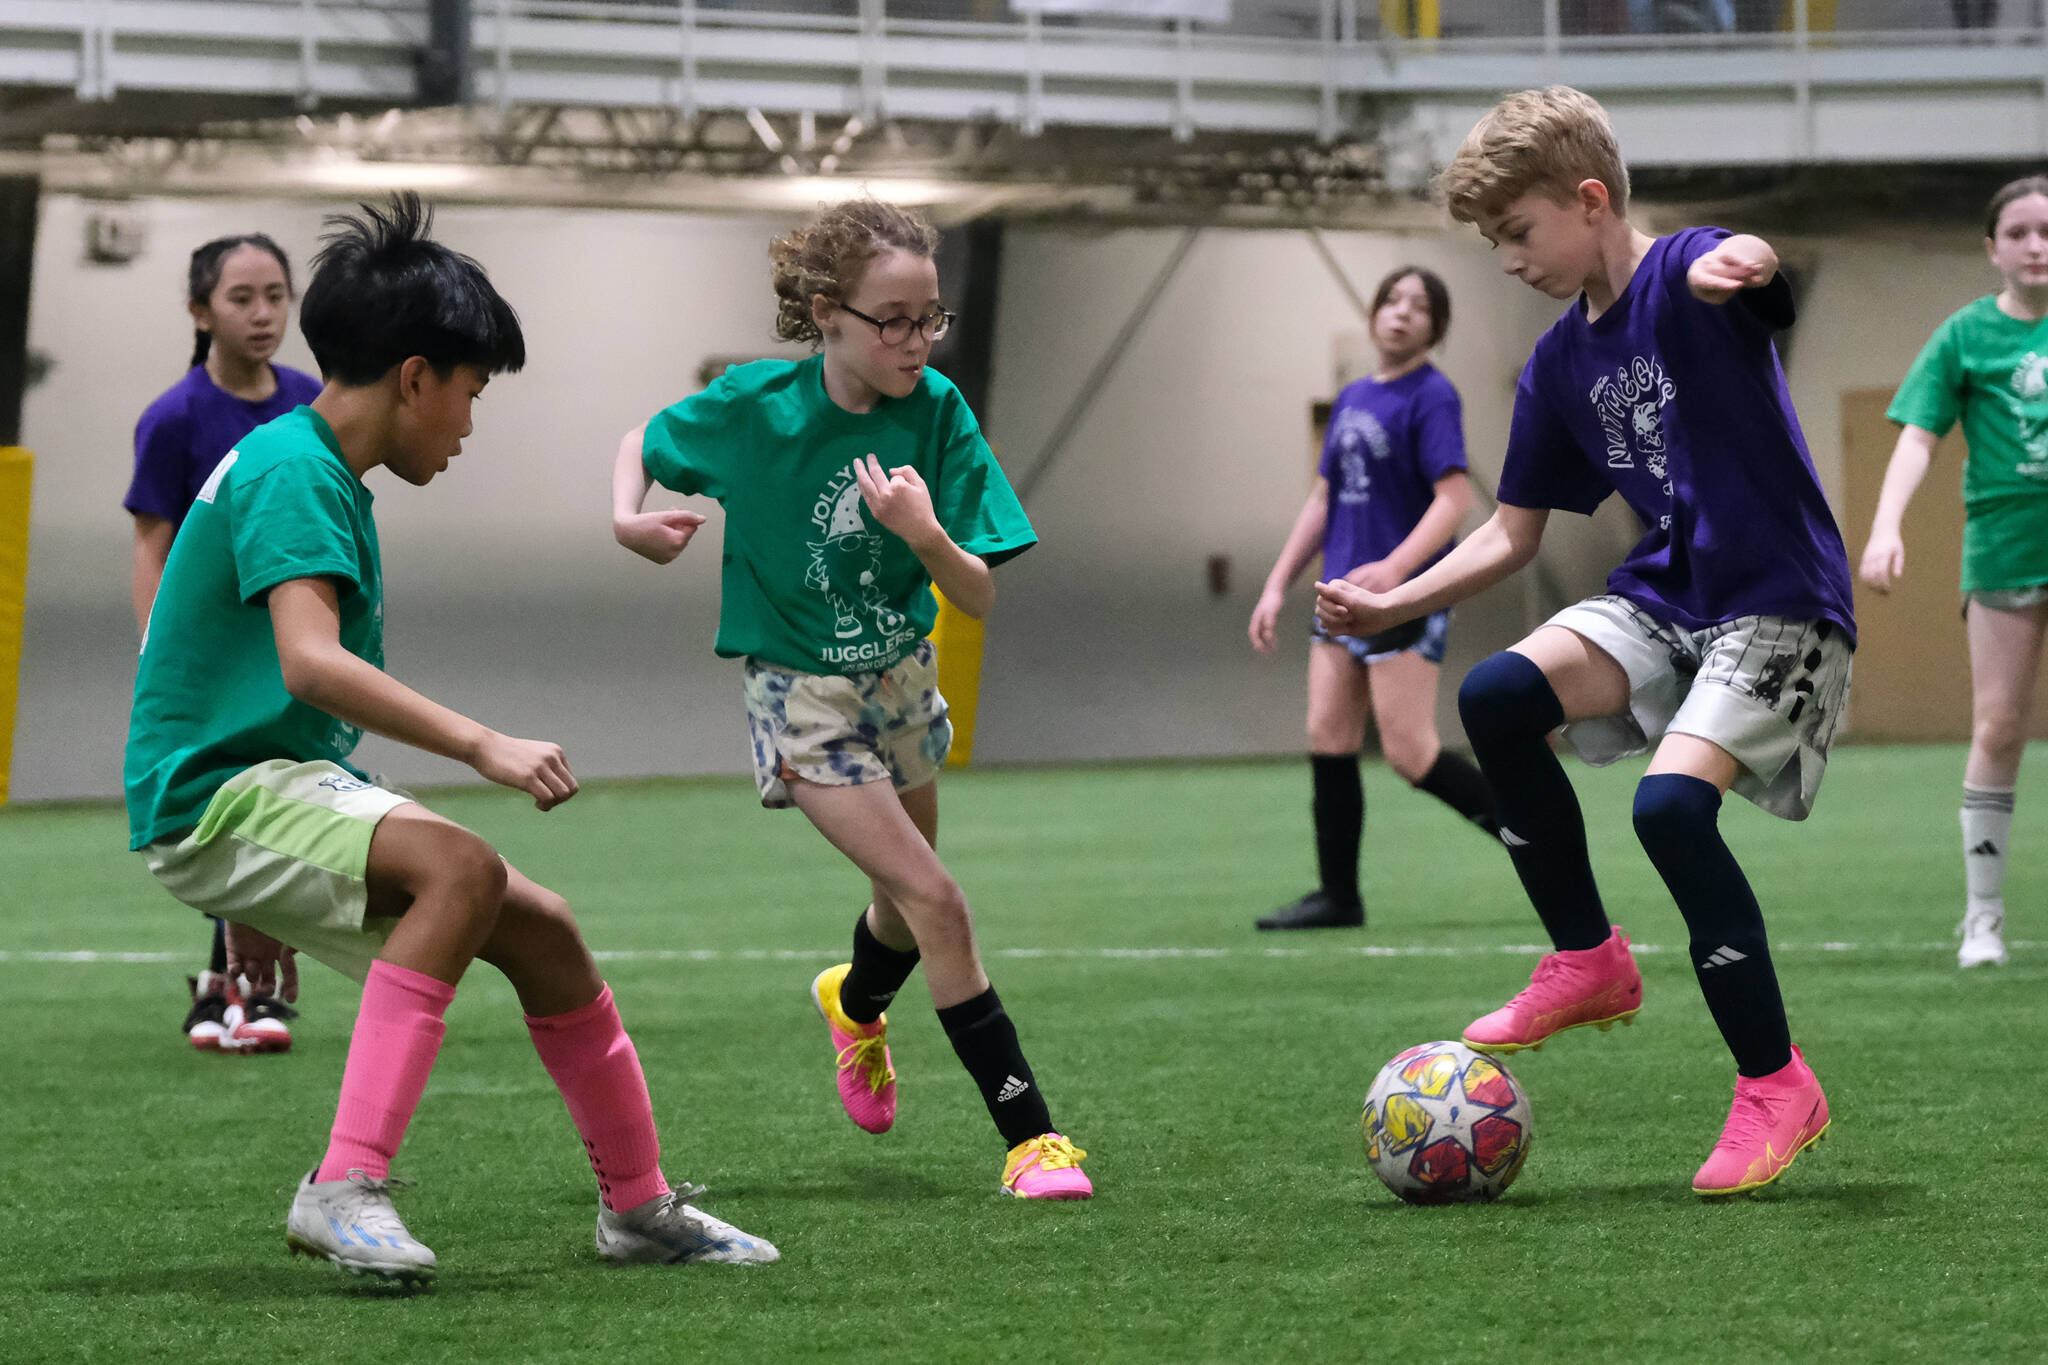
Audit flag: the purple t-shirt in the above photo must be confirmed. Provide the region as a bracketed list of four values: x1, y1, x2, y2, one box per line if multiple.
[1318, 363, 1468, 581]
[1498, 226, 1856, 644]
[125, 363, 324, 529]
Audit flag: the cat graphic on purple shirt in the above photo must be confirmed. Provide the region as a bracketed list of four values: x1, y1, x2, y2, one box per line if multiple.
[1498, 226, 1856, 644]
[126, 363, 324, 529]
[1319, 363, 1468, 584]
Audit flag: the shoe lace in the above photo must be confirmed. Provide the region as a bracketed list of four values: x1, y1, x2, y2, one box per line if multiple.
[835, 1032, 896, 1094]
[1505, 954, 1569, 1009]
[338, 1171, 417, 1239]
[1025, 1134, 1088, 1172]
[1710, 1085, 1778, 1154]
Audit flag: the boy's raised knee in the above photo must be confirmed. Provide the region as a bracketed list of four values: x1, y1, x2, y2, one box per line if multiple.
[1458, 650, 1563, 749]
[1632, 771, 1721, 854]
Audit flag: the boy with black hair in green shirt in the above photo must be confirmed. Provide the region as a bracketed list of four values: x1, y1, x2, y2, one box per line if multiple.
[128, 193, 778, 1283]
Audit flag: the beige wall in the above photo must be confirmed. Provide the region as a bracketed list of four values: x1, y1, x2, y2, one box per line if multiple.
[11, 194, 2009, 800]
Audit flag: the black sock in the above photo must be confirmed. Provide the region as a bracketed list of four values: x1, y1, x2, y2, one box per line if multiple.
[937, 986, 1054, 1148]
[1633, 774, 1793, 1078]
[1310, 752, 1364, 906]
[1458, 652, 1610, 952]
[1413, 750, 1501, 837]
[839, 909, 921, 1026]
[207, 916, 228, 975]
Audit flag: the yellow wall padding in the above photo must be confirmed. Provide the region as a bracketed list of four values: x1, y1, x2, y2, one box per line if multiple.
[0, 448, 31, 806]
[928, 588, 985, 768]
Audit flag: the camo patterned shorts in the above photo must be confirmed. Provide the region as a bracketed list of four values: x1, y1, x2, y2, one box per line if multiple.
[743, 639, 953, 809]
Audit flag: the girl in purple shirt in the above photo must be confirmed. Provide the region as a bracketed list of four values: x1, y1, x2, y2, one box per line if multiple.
[1248, 266, 1499, 931]
[126, 233, 322, 1054]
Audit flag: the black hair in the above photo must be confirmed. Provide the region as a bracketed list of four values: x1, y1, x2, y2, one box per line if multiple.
[1368, 265, 1452, 347]
[1986, 175, 2048, 239]
[187, 234, 293, 368]
[298, 192, 525, 386]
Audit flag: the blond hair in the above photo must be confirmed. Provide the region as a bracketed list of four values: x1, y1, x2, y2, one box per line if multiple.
[1436, 86, 1630, 225]
[769, 198, 940, 345]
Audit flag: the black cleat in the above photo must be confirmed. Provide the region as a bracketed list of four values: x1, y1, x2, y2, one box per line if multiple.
[1255, 891, 1365, 931]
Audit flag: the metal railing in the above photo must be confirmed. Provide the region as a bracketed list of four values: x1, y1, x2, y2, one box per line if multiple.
[4, 0, 2043, 140]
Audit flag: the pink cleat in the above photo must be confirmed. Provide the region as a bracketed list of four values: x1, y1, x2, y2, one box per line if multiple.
[1462, 927, 1643, 1054]
[810, 964, 896, 1134]
[1692, 1046, 1830, 1197]
[1002, 1133, 1093, 1200]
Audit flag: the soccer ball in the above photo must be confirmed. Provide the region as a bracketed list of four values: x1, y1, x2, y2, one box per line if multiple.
[1361, 1040, 1532, 1204]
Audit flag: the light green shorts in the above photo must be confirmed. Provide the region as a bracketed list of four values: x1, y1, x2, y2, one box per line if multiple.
[143, 759, 412, 982]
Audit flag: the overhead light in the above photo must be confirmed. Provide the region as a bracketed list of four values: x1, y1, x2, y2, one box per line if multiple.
[301, 159, 484, 192]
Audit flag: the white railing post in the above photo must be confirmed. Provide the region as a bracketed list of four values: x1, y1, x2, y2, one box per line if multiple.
[1173, 16, 1193, 142]
[1543, 0, 1560, 65]
[1318, 0, 1338, 143]
[677, 0, 698, 122]
[299, 0, 319, 110]
[859, 0, 884, 122]
[495, 0, 512, 113]
[1023, 9, 1044, 136]
[1792, 0, 1812, 159]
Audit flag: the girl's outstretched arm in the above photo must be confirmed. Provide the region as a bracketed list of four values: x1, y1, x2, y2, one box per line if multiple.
[612, 423, 706, 565]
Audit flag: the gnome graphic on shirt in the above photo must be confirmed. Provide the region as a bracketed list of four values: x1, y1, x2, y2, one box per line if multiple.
[1329, 407, 1388, 507]
[2013, 351, 2048, 474]
[807, 474, 907, 640]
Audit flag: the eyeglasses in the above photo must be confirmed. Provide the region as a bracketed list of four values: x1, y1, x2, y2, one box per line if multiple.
[838, 303, 954, 345]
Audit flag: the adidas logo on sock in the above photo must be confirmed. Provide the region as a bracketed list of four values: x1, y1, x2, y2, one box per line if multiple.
[1700, 945, 1749, 969]
[996, 1075, 1030, 1102]
[1969, 840, 2000, 858]
[1500, 827, 1530, 848]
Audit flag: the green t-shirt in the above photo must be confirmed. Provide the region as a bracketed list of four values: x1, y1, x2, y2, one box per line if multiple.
[642, 356, 1036, 675]
[1888, 296, 2048, 592]
[125, 407, 384, 848]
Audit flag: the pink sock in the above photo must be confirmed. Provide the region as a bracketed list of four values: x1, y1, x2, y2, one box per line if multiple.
[315, 960, 456, 1183]
[526, 984, 670, 1213]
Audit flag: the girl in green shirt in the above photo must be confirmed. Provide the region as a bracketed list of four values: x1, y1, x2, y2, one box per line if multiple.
[1859, 174, 2048, 969]
[612, 199, 1091, 1200]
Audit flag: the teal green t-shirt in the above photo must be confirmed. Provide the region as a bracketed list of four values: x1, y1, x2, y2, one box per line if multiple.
[641, 356, 1037, 675]
[1888, 296, 2048, 592]
[125, 407, 384, 848]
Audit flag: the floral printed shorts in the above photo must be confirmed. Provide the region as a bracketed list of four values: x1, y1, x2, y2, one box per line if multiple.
[743, 639, 953, 809]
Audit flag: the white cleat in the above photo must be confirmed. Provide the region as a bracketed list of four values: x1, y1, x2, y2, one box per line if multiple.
[595, 1185, 779, 1266]
[285, 1169, 437, 1286]
[1957, 902, 2009, 969]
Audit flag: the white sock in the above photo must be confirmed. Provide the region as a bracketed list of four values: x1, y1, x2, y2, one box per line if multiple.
[1962, 785, 2015, 906]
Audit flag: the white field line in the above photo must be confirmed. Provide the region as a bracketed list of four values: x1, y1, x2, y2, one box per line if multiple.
[0, 940, 2034, 965]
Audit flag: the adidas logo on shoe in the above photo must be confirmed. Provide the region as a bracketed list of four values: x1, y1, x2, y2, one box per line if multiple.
[1701, 945, 1749, 969]
[996, 1075, 1031, 1103]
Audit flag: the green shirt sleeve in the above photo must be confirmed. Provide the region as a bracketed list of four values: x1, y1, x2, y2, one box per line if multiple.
[642, 371, 740, 498]
[930, 388, 1037, 568]
[229, 458, 367, 605]
[1888, 315, 1964, 436]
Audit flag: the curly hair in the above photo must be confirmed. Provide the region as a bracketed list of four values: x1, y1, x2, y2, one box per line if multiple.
[770, 199, 940, 345]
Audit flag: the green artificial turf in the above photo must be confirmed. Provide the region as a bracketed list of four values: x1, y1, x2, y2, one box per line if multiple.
[1, 747, 2042, 1362]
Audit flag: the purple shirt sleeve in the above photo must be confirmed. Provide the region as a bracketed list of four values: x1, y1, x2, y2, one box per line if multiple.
[1496, 350, 1609, 516]
[1670, 226, 1797, 334]
[1412, 378, 1468, 483]
[126, 387, 193, 522]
